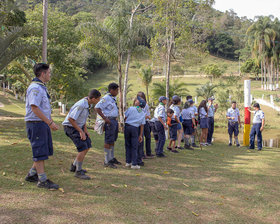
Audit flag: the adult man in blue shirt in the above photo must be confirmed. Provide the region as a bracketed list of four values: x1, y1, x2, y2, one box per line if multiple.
[95, 83, 121, 168]
[207, 97, 218, 145]
[25, 63, 59, 190]
[226, 101, 241, 147]
[249, 103, 265, 150]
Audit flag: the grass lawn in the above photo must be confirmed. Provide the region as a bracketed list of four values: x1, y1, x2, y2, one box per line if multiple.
[1, 93, 280, 224]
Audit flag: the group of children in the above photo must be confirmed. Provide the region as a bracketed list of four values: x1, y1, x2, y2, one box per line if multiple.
[24, 63, 265, 190]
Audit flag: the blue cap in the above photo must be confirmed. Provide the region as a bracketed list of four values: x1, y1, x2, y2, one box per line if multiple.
[188, 99, 194, 104]
[172, 95, 179, 100]
[137, 96, 146, 108]
[208, 96, 215, 101]
[159, 96, 168, 102]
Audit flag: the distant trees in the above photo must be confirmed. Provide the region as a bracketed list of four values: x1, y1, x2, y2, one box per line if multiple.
[247, 16, 280, 90]
[201, 64, 223, 83]
[139, 66, 153, 104]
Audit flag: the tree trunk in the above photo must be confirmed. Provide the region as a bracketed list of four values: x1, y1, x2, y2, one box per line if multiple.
[277, 59, 279, 89]
[42, 0, 48, 63]
[264, 60, 267, 90]
[123, 3, 142, 112]
[123, 50, 131, 111]
[261, 60, 263, 89]
[117, 52, 124, 130]
[146, 85, 149, 104]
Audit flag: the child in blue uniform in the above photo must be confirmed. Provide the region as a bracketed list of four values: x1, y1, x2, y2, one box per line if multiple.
[170, 95, 183, 150]
[167, 108, 179, 153]
[124, 96, 146, 169]
[95, 83, 121, 169]
[154, 96, 168, 157]
[187, 95, 199, 148]
[63, 89, 101, 180]
[25, 63, 60, 190]
[226, 101, 241, 147]
[249, 103, 265, 150]
[181, 99, 196, 150]
[198, 100, 208, 146]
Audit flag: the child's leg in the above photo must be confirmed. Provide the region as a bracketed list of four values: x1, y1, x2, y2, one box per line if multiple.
[75, 149, 90, 171]
[177, 128, 183, 147]
[172, 140, 176, 150]
[124, 126, 132, 164]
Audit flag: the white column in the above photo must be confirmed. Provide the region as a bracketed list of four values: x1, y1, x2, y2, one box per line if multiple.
[244, 80, 251, 107]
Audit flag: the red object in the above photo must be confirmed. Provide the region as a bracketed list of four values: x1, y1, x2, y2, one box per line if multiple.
[244, 107, 251, 124]
[167, 117, 172, 127]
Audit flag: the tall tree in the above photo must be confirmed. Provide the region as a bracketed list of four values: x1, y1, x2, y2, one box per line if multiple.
[42, 0, 48, 63]
[139, 65, 153, 104]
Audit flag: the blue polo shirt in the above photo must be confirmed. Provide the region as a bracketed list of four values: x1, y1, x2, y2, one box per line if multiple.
[125, 106, 146, 128]
[154, 103, 166, 122]
[25, 78, 51, 121]
[199, 107, 207, 119]
[253, 110, 265, 124]
[143, 104, 151, 121]
[182, 107, 195, 120]
[207, 104, 215, 117]
[62, 98, 90, 129]
[170, 104, 181, 120]
[227, 108, 240, 122]
[95, 93, 118, 118]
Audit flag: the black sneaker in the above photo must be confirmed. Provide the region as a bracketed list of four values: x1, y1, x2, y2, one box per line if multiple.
[184, 145, 194, 150]
[176, 146, 184, 150]
[228, 143, 232, 146]
[112, 158, 122, 165]
[192, 143, 199, 148]
[104, 162, 117, 169]
[158, 153, 166, 157]
[138, 161, 145, 166]
[171, 150, 179, 153]
[70, 163, 87, 173]
[25, 173, 38, 183]
[75, 170, 91, 180]
[37, 179, 59, 190]
[236, 144, 240, 147]
[167, 147, 172, 151]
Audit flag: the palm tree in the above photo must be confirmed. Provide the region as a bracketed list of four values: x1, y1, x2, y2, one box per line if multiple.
[152, 80, 188, 102]
[139, 66, 153, 104]
[195, 82, 218, 100]
[247, 16, 276, 90]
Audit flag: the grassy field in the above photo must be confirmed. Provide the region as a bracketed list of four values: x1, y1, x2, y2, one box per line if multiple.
[1, 91, 280, 223]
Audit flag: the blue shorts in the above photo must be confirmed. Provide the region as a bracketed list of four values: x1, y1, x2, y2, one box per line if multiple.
[149, 121, 159, 141]
[200, 118, 208, 129]
[228, 122, 239, 136]
[105, 119, 118, 144]
[26, 121, 53, 161]
[64, 126, 92, 152]
[177, 123, 182, 130]
[182, 119, 194, 135]
[169, 124, 178, 140]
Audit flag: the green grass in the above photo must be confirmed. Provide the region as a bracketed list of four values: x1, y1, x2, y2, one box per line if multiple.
[1, 92, 280, 223]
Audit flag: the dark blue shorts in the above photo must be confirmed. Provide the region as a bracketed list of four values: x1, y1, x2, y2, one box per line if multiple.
[182, 119, 194, 135]
[177, 123, 182, 130]
[26, 121, 53, 161]
[200, 118, 208, 129]
[169, 124, 178, 140]
[105, 119, 118, 144]
[64, 126, 92, 152]
[228, 122, 239, 136]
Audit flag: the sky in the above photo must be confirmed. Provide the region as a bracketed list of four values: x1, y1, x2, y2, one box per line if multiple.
[213, 0, 280, 20]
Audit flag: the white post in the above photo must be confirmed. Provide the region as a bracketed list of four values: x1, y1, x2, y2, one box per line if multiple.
[195, 96, 198, 104]
[270, 95, 274, 105]
[250, 95, 253, 104]
[62, 104, 66, 114]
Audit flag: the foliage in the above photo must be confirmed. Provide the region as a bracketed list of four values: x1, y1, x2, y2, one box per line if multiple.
[241, 58, 261, 77]
[139, 65, 153, 103]
[152, 80, 188, 102]
[201, 64, 223, 82]
[195, 82, 218, 100]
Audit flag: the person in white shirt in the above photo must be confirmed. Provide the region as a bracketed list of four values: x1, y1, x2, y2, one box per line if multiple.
[226, 101, 241, 147]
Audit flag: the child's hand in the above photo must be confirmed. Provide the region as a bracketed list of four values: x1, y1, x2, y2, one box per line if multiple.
[80, 131, 86, 140]
[164, 125, 168, 130]
[85, 130, 90, 137]
[138, 136, 143, 143]
[50, 122, 59, 131]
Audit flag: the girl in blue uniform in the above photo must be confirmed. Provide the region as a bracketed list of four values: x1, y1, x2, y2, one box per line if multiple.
[124, 96, 146, 169]
[198, 100, 208, 146]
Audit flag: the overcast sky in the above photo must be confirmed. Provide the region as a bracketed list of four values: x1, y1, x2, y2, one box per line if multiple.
[213, 0, 280, 20]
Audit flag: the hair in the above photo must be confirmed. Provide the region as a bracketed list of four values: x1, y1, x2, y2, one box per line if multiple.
[108, 83, 119, 91]
[33, 63, 49, 77]
[198, 100, 207, 114]
[89, 89, 101, 99]
[133, 97, 140, 106]
[231, 101, 237, 104]
[253, 103, 260, 108]
[137, 91, 146, 102]
[184, 101, 190, 109]
[172, 96, 181, 105]
[167, 108, 174, 114]
[186, 95, 192, 100]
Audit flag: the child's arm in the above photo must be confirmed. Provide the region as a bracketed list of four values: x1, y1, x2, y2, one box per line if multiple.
[139, 125, 144, 143]
[192, 117, 196, 129]
[68, 118, 86, 140]
[95, 108, 111, 124]
[158, 117, 168, 130]
[84, 125, 90, 137]
[175, 116, 180, 123]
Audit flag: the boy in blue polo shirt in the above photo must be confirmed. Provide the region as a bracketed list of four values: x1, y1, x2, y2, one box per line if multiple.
[95, 83, 121, 168]
[154, 96, 168, 157]
[25, 63, 59, 190]
[63, 89, 101, 180]
[124, 96, 146, 169]
[249, 103, 265, 150]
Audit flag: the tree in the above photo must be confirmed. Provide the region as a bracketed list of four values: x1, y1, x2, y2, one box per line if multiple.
[152, 80, 188, 102]
[139, 66, 153, 104]
[241, 58, 261, 79]
[42, 0, 48, 63]
[195, 82, 218, 100]
[201, 64, 223, 83]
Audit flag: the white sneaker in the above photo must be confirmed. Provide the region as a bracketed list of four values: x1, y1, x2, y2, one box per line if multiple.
[125, 163, 132, 167]
[131, 165, 140, 169]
